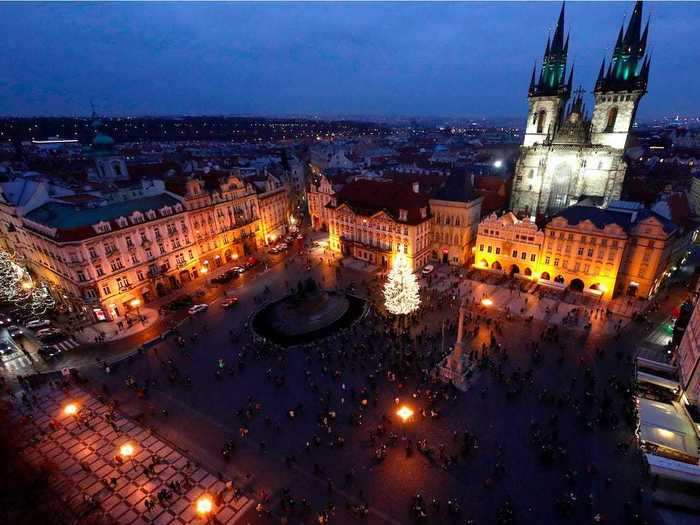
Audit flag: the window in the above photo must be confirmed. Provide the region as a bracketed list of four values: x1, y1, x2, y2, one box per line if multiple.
[479, 244, 484, 252]
[77, 271, 86, 282]
[95, 266, 105, 277]
[536, 109, 546, 133]
[545, 256, 551, 264]
[102, 284, 111, 296]
[587, 248, 594, 257]
[554, 258, 559, 267]
[131, 254, 139, 264]
[495, 247, 500, 255]
[126, 236, 134, 248]
[530, 254, 536, 262]
[88, 247, 98, 259]
[137, 271, 144, 281]
[577, 247, 584, 256]
[487, 246, 492, 253]
[512, 250, 517, 258]
[521, 252, 526, 260]
[605, 107, 618, 132]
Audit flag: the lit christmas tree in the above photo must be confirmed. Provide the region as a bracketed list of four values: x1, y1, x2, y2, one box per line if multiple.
[0, 250, 55, 315]
[383, 253, 421, 316]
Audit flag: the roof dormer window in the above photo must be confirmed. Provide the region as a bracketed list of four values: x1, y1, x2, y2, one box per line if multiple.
[399, 209, 408, 222]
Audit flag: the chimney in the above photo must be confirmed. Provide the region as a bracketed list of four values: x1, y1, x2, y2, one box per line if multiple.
[412, 181, 420, 194]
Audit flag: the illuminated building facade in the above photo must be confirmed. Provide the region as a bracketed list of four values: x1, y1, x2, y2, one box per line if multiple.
[314, 176, 482, 270]
[474, 203, 679, 301]
[0, 173, 289, 323]
[511, 2, 651, 217]
[475, 212, 544, 278]
[326, 180, 433, 270]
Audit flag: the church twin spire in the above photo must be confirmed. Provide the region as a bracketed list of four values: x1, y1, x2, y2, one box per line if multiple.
[530, 1, 651, 98]
[529, 2, 570, 98]
[596, 0, 650, 93]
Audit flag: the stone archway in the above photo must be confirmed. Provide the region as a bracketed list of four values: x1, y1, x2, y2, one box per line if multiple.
[554, 275, 565, 284]
[541, 272, 551, 280]
[524, 268, 532, 277]
[509, 264, 520, 276]
[491, 261, 502, 271]
[570, 278, 585, 292]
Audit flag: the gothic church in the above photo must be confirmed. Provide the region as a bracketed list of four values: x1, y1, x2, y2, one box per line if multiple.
[510, 1, 651, 217]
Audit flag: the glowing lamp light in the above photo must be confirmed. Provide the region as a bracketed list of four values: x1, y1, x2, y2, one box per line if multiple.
[481, 298, 493, 307]
[493, 160, 503, 168]
[63, 403, 78, 416]
[130, 299, 141, 308]
[119, 443, 135, 458]
[396, 405, 414, 423]
[196, 495, 214, 516]
[21, 281, 33, 290]
[200, 267, 208, 274]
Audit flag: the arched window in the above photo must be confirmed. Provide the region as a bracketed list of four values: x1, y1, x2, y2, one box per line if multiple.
[605, 107, 618, 133]
[536, 110, 547, 133]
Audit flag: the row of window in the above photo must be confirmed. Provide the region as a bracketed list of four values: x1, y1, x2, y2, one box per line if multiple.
[479, 244, 537, 262]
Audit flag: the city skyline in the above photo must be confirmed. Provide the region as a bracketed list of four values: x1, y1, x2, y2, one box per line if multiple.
[1, 1, 699, 120]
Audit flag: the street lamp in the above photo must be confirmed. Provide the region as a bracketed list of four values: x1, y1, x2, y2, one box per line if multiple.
[63, 403, 78, 416]
[196, 495, 214, 521]
[396, 405, 414, 423]
[130, 298, 142, 319]
[119, 443, 135, 459]
[481, 297, 493, 307]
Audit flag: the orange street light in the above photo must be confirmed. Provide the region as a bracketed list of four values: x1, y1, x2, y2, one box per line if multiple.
[129, 299, 141, 308]
[481, 297, 493, 307]
[119, 443, 135, 458]
[196, 495, 214, 517]
[63, 403, 78, 416]
[200, 266, 209, 274]
[396, 405, 414, 423]
[21, 281, 33, 290]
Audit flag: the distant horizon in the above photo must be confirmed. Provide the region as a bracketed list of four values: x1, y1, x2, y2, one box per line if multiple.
[0, 112, 696, 126]
[1, 2, 698, 120]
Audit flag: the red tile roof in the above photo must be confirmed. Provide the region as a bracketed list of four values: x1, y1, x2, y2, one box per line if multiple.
[330, 180, 430, 225]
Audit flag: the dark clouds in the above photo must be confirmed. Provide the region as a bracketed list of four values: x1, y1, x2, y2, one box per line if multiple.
[0, 1, 697, 119]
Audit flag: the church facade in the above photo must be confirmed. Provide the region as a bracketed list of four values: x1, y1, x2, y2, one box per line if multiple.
[510, 1, 651, 218]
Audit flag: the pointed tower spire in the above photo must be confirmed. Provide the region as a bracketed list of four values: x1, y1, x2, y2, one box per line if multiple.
[530, 62, 537, 91]
[624, 0, 644, 47]
[597, 59, 606, 83]
[640, 19, 649, 53]
[551, 2, 566, 54]
[567, 63, 574, 93]
[615, 24, 624, 51]
[544, 36, 551, 58]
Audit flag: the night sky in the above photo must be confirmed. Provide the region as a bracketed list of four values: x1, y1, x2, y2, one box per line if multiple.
[1, 1, 697, 119]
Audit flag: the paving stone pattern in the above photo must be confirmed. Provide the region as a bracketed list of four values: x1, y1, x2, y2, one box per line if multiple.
[16, 384, 253, 524]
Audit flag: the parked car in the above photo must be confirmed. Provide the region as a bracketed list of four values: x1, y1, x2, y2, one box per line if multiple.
[212, 274, 233, 284]
[165, 295, 193, 311]
[421, 264, 435, 275]
[40, 333, 67, 345]
[222, 297, 239, 308]
[188, 304, 209, 315]
[26, 319, 51, 329]
[0, 341, 14, 356]
[8, 325, 23, 338]
[224, 269, 240, 279]
[232, 266, 246, 274]
[37, 328, 63, 340]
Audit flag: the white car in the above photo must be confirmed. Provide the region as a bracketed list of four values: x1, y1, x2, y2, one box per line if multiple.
[37, 328, 63, 339]
[26, 319, 51, 329]
[421, 264, 435, 275]
[188, 304, 209, 315]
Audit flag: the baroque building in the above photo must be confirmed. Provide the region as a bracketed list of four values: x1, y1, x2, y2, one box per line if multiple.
[310, 174, 482, 270]
[510, 1, 651, 217]
[474, 202, 681, 301]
